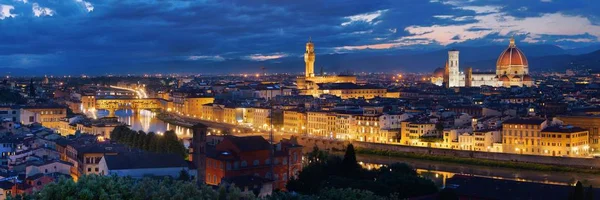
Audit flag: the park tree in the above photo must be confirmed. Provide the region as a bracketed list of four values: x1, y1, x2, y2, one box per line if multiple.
[341, 144, 360, 176]
[177, 169, 190, 181]
[570, 181, 585, 200]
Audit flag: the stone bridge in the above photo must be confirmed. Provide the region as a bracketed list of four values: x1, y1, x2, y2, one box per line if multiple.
[95, 98, 165, 117]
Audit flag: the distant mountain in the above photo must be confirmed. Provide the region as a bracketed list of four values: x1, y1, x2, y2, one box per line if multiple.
[2, 44, 596, 76]
[271, 44, 571, 73]
[466, 50, 600, 73]
[565, 45, 600, 55]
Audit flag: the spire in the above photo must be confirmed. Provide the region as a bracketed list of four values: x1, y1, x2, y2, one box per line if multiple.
[509, 36, 515, 47]
[308, 36, 312, 43]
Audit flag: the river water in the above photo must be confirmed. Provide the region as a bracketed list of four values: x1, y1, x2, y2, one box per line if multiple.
[95, 109, 193, 138]
[356, 154, 600, 188]
[93, 110, 600, 188]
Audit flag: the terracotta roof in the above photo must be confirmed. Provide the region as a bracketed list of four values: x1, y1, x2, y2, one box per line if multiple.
[496, 39, 528, 67]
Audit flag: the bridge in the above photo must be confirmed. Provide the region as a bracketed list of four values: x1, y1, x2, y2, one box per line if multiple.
[95, 98, 165, 117]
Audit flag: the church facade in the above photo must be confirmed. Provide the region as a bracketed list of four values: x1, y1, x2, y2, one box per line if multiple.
[431, 37, 534, 88]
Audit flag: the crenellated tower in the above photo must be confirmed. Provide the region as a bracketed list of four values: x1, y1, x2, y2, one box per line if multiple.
[304, 37, 315, 77]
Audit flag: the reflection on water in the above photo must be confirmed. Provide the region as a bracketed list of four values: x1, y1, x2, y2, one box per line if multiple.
[358, 161, 577, 188]
[93, 109, 192, 138]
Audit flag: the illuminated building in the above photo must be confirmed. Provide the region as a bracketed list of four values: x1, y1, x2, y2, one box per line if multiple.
[22, 106, 67, 130]
[502, 118, 547, 155]
[557, 115, 600, 151]
[540, 125, 589, 157]
[306, 111, 336, 138]
[432, 37, 534, 88]
[296, 38, 357, 93]
[309, 83, 387, 99]
[399, 121, 437, 145]
[283, 110, 307, 134]
[194, 125, 303, 191]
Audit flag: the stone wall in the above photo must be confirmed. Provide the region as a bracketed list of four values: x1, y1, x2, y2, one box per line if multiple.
[353, 141, 600, 168]
[295, 136, 348, 152]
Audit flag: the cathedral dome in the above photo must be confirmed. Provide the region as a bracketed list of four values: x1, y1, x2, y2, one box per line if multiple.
[432, 67, 444, 77]
[497, 38, 528, 67]
[523, 74, 532, 81]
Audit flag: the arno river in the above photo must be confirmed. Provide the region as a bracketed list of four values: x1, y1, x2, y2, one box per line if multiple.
[96, 110, 600, 188]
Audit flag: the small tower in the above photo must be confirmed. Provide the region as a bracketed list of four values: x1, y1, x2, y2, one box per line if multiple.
[192, 123, 208, 184]
[465, 67, 472, 88]
[304, 37, 315, 78]
[448, 49, 460, 87]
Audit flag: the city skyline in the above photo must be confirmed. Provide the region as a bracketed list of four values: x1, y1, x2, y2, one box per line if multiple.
[1, 0, 600, 75]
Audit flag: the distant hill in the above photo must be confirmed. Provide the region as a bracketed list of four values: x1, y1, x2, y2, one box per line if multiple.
[466, 50, 600, 73]
[1, 44, 599, 76]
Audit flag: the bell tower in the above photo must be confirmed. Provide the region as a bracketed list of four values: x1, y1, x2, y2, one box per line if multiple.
[304, 37, 315, 77]
[448, 49, 460, 87]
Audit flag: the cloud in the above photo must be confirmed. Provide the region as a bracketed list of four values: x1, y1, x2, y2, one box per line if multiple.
[245, 53, 287, 61]
[341, 9, 388, 26]
[433, 15, 454, 19]
[400, 11, 600, 45]
[187, 55, 225, 61]
[75, 0, 94, 12]
[335, 39, 432, 51]
[556, 38, 594, 43]
[15, 0, 28, 4]
[0, 4, 17, 19]
[457, 5, 502, 14]
[32, 3, 55, 17]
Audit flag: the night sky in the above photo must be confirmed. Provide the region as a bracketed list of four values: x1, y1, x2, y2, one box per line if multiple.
[1, 0, 599, 75]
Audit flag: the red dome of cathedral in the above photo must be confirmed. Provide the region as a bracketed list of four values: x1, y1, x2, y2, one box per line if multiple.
[522, 74, 532, 81]
[496, 38, 528, 67]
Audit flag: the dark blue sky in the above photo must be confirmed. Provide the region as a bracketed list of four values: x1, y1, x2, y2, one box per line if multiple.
[1, 0, 600, 75]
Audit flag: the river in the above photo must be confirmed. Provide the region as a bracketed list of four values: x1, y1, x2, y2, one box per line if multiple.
[94, 109, 193, 138]
[92, 110, 600, 188]
[356, 154, 600, 188]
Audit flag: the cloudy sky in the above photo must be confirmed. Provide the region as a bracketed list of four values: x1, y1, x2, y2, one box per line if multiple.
[1, 0, 599, 75]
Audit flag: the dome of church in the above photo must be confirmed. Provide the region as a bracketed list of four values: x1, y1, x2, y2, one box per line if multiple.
[432, 67, 445, 77]
[522, 74, 532, 81]
[497, 38, 528, 67]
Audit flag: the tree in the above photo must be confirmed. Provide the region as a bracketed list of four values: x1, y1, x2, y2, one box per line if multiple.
[586, 185, 594, 200]
[144, 132, 156, 151]
[177, 169, 190, 181]
[342, 144, 360, 176]
[435, 122, 444, 133]
[307, 146, 328, 164]
[570, 181, 585, 200]
[28, 175, 258, 200]
[437, 188, 459, 200]
[28, 79, 36, 98]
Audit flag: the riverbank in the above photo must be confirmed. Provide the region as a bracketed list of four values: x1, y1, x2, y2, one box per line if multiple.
[156, 112, 194, 128]
[356, 148, 600, 174]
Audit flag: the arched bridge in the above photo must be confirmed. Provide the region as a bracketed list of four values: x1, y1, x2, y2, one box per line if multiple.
[95, 98, 165, 117]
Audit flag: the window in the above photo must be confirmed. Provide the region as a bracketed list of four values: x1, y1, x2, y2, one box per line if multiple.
[234, 161, 239, 169]
[87, 168, 91, 172]
[95, 168, 99, 172]
[265, 159, 270, 165]
[241, 161, 247, 167]
[253, 160, 259, 166]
